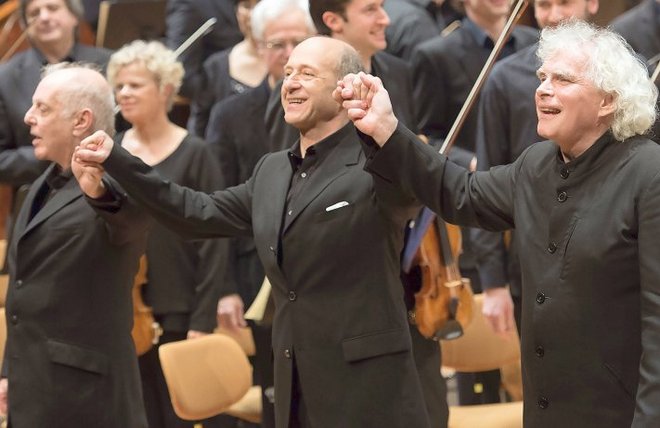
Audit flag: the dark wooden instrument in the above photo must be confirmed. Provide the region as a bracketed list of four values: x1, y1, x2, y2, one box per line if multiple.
[412, 0, 530, 341]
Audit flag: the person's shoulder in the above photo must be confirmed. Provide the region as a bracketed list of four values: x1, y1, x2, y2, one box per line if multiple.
[512, 24, 540, 45]
[490, 44, 539, 81]
[76, 44, 112, 62]
[0, 49, 32, 74]
[202, 47, 231, 70]
[373, 51, 409, 71]
[416, 29, 462, 55]
[610, 1, 648, 32]
[211, 83, 267, 123]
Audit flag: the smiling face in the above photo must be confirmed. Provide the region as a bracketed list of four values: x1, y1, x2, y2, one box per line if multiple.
[113, 62, 168, 126]
[25, 0, 78, 50]
[535, 49, 614, 156]
[280, 37, 345, 135]
[534, 0, 599, 29]
[323, 0, 389, 58]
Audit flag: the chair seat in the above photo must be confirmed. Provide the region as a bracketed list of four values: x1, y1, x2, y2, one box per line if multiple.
[448, 401, 523, 428]
[226, 385, 262, 423]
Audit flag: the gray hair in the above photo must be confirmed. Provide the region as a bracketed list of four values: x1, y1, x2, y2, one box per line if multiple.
[336, 45, 364, 80]
[250, 0, 315, 41]
[42, 62, 116, 136]
[21, 0, 84, 25]
[107, 40, 184, 111]
[537, 20, 658, 141]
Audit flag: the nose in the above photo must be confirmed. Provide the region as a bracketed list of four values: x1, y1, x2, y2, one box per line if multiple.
[24, 105, 36, 126]
[378, 7, 390, 26]
[536, 77, 553, 98]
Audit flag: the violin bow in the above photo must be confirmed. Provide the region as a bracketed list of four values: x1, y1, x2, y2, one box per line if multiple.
[439, 0, 530, 156]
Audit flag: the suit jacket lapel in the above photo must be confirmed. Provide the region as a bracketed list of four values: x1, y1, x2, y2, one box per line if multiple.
[283, 127, 361, 234]
[21, 170, 82, 238]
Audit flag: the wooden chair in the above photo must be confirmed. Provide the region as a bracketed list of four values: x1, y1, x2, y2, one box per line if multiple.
[441, 294, 523, 428]
[158, 334, 256, 422]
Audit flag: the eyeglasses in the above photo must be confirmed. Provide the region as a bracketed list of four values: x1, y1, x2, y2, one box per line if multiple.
[264, 39, 307, 52]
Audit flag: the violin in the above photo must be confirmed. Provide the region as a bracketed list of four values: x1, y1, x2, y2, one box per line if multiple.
[411, 0, 530, 341]
[413, 220, 473, 340]
[131, 255, 162, 356]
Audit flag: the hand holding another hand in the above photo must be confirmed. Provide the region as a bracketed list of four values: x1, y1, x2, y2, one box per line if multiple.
[334, 72, 398, 146]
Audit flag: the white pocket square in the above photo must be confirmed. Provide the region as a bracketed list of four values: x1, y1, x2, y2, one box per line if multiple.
[325, 201, 350, 212]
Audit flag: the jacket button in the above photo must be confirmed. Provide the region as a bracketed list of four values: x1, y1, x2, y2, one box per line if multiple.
[288, 291, 297, 301]
[557, 191, 568, 202]
[10, 314, 18, 325]
[538, 397, 549, 409]
[284, 349, 292, 359]
[560, 168, 570, 179]
[547, 242, 557, 254]
[535, 346, 545, 358]
[269, 246, 276, 254]
[536, 292, 546, 304]
[15, 279, 23, 287]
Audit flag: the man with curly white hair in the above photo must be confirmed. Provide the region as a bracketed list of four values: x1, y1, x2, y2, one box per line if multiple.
[338, 20, 660, 427]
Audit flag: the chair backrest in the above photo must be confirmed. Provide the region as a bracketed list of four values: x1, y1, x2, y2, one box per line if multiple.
[215, 326, 256, 357]
[159, 334, 252, 421]
[441, 294, 520, 372]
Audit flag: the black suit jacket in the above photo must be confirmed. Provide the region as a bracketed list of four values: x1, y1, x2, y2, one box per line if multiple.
[367, 126, 660, 427]
[166, 0, 243, 98]
[0, 45, 112, 187]
[4, 165, 149, 427]
[101, 123, 430, 428]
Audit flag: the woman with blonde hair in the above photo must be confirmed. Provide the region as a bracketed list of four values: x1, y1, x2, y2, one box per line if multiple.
[107, 40, 231, 428]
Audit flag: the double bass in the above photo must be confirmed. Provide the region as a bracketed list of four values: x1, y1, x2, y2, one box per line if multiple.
[411, 0, 530, 341]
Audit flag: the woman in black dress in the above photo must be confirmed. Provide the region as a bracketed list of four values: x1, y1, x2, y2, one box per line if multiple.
[107, 40, 232, 428]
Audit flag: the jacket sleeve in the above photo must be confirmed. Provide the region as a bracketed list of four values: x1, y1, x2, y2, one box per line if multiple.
[103, 142, 254, 240]
[632, 169, 660, 426]
[363, 123, 517, 232]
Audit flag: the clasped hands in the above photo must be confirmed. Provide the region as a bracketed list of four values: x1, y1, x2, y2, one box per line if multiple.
[334, 72, 398, 146]
[71, 130, 116, 198]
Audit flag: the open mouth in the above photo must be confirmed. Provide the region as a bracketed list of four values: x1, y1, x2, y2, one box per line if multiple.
[539, 107, 561, 115]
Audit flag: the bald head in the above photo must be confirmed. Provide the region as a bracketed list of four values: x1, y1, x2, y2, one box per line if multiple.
[42, 64, 116, 136]
[292, 36, 363, 81]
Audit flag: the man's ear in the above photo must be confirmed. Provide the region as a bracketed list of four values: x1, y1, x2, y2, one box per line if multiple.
[322, 11, 344, 35]
[598, 92, 616, 120]
[72, 109, 93, 137]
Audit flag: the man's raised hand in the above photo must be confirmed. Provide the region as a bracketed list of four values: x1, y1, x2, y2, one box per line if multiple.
[335, 72, 398, 146]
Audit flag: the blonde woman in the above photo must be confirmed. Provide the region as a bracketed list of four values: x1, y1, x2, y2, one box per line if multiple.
[107, 40, 231, 428]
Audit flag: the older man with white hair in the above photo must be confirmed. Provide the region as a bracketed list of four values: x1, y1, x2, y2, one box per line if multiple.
[340, 20, 660, 427]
